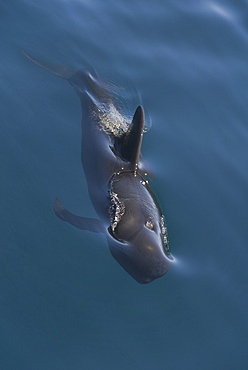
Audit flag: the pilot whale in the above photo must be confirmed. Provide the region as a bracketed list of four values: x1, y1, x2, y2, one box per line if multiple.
[25, 52, 172, 284]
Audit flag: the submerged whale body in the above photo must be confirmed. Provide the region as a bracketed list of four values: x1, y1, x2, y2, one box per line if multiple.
[25, 52, 172, 284]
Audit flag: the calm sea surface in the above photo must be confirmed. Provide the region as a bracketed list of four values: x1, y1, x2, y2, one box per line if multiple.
[1, 0, 248, 369]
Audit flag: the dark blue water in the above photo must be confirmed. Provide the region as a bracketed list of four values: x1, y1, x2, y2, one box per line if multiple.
[1, 0, 248, 369]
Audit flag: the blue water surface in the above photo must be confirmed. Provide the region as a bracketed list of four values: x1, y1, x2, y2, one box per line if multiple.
[1, 0, 248, 369]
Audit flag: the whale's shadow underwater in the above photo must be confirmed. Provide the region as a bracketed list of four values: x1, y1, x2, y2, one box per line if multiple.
[25, 53, 173, 284]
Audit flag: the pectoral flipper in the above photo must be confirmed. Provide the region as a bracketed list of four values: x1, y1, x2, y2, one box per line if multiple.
[53, 198, 104, 233]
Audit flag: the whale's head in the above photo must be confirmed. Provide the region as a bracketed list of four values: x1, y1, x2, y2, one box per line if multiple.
[107, 173, 172, 284]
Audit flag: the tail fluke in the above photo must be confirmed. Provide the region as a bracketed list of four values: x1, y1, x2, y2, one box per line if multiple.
[23, 51, 76, 80]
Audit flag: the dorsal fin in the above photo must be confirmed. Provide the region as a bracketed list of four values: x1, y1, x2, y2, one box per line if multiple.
[119, 105, 145, 171]
[23, 51, 76, 80]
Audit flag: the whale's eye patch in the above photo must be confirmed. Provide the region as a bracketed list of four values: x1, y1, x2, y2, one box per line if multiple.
[145, 219, 154, 230]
